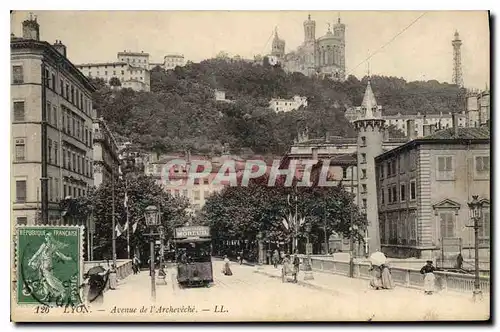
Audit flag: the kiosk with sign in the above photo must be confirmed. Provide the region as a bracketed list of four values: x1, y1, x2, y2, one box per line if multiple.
[174, 226, 213, 287]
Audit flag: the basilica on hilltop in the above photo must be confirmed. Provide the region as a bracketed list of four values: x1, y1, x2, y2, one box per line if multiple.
[269, 14, 346, 81]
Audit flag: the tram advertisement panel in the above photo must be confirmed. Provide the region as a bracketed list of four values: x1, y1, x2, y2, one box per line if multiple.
[175, 226, 210, 238]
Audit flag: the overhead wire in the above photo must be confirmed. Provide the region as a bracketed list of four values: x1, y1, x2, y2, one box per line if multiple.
[346, 12, 428, 77]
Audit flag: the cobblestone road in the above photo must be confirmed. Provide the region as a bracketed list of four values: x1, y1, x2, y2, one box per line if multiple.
[96, 260, 489, 322]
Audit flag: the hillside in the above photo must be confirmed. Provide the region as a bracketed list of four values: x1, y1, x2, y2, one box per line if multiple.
[91, 59, 466, 156]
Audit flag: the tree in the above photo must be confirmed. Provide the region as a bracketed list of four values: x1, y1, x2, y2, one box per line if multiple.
[91, 58, 465, 156]
[109, 76, 121, 87]
[62, 174, 190, 261]
[202, 172, 367, 257]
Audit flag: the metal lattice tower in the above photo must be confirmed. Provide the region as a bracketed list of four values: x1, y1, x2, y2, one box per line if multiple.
[452, 30, 464, 87]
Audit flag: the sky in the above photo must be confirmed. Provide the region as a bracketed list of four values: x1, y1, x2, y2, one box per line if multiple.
[10, 10, 490, 89]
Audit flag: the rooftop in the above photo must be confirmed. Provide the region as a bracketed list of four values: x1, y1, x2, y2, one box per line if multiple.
[76, 61, 128, 67]
[421, 127, 490, 140]
[118, 51, 150, 56]
[376, 126, 491, 161]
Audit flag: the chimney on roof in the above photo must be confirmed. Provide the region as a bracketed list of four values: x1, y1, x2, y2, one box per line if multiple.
[452, 112, 459, 136]
[406, 119, 417, 140]
[311, 147, 318, 161]
[22, 14, 40, 41]
[383, 127, 389, 141]
[53, 40, 67, 57]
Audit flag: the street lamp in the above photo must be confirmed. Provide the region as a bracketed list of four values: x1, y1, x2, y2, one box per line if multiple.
[144, 205, 160, 301]
[467, 195, 484, 301]
[349, 224, 358, 278]
[303, 222, 314, 280]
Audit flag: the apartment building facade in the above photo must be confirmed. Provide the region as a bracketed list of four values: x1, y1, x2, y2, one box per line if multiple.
[375, 126, 490, 259]
[11, 17, 96, 225]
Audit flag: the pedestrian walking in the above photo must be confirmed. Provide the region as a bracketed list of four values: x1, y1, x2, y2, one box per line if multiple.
[108, 264, 118, 290]
[456, 253, 464, 270]
[420, 260, 436, 295]
[239, 250, 243, 265]
[222, 255, 233, 276]
[132, 255, 141, 274]
[369, 264, 383, 290]
[272, 250, 279, 268]
[380, 264, 394, 289]
[292, 251, 300, 283]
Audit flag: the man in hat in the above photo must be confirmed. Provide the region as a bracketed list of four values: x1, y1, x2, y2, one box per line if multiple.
[420, 260, 436, 295]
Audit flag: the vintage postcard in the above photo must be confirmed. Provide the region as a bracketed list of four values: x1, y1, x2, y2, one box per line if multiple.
[10, 10, 490, 322]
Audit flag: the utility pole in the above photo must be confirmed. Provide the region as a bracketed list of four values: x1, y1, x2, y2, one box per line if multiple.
[323, 200, 328, 254]
[349, 166, 355, 277]
[40, 63, 49, 225]
[112, 168, 117, 267]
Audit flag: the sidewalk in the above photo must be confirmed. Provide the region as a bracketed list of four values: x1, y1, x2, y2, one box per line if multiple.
[255, 265, 489, 302]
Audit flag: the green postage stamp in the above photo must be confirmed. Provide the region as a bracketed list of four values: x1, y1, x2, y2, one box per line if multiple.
[15, 226, 84, 306]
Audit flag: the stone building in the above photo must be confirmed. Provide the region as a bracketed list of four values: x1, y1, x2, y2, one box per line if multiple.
[11, 16, 96, 225]
[76, 51, 151, 92]
[144, 153, 245, 215]
[466, 88, 490, 128]
[92, 117, 120, 187]
[269, 15, 346, 80]
[269, 95, 308, 113]
[375, 124, 490, 260]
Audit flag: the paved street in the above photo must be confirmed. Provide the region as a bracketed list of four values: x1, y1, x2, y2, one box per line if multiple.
[96, 259, 489, 321]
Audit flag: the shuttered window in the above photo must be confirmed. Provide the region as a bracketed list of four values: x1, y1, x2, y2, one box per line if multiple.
[439, 212, 455, 238]
[16, 180, 27, 202]
[13, 101, 25, 121]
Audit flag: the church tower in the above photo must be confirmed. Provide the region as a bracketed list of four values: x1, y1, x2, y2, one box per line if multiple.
[271, 27, 286, 58]
[303, 14, 316, 43]
[334, 15, 346, 80]
[354, 79, 385, 255]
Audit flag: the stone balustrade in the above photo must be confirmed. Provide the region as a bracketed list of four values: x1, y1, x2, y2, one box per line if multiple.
[299, 255, 490, 294]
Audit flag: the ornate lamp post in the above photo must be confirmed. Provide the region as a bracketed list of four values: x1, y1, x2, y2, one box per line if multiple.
[144, 205, 160, 301]
[467, 195, 484, 301]
[303, 222, 314, 280]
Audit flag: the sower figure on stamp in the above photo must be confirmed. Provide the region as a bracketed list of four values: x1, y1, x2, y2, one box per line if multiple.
[28, 232, 72, 300]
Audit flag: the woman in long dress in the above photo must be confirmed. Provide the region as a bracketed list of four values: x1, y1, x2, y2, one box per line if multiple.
[380, 264, 394, 289]
[222, 255, 233, 276]
[420, 260, 436, 295]
[369, 264, 383, 290]
[108, 264, 118, 290]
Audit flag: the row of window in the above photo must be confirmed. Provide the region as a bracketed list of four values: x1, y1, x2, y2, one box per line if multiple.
[62, 147, 93, 178]
[380, 211, 417, 245]
[14, 137, 93, 177]
[12, 101, 92, 150]
[169, 189, 213, 201]
[380, 181, 417, 205]
[40, 66, 93, 116]
[12, 64, 92, 117]
[120, 58, 148, 64]
[378, 152, 417, 179]
[14, 179, 87, 203]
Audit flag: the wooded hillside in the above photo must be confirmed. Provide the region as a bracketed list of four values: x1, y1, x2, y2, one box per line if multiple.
[91, 59, 465, 156]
